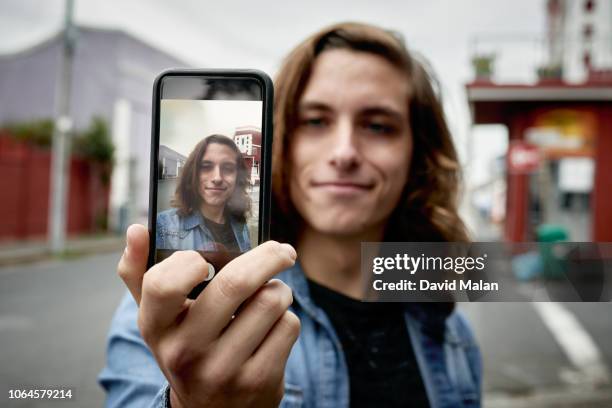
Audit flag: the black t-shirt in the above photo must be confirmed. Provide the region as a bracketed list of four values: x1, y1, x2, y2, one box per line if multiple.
[203, 216, 240, 253]
[307, 279, 430, 408]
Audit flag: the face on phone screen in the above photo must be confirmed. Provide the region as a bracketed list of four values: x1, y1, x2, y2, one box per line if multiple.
[154, 76, 264, 273]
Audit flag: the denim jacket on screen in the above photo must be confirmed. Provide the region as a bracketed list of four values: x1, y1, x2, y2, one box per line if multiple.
[156, 208, 251, 252]
[99, 263, 482, 408]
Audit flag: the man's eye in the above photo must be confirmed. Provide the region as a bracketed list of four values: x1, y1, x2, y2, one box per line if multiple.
[363, 122, 397, 135]
[222, 164, 237, 173]
[301, 117, 328, 128]
[199, 163, 213, 171]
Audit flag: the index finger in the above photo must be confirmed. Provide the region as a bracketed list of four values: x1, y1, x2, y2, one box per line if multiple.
[182, 241, 297, 341]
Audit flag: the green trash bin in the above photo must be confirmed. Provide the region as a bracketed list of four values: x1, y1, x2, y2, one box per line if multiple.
[536, 224, 568, 279]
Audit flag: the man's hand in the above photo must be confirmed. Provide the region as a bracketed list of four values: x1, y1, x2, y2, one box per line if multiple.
[117, 224, 300, 408]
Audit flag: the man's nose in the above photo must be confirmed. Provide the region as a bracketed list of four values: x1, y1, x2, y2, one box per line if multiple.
[329, 119, 361, 171]
[211, 166, 222, 183]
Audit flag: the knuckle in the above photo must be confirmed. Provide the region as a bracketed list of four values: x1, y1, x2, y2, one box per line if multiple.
[277, 280, 294, 305]
[185, 250, 206, 265]
[183, 250, 209, 277]
[265, 241, 293, 265]
[162, 341, 198, 375]
[168, 249, 202, 266]
[201, 361, 234, 390]
[143, 269, 175, 300]
[116, 257, 130, 280]
[280, 311, 301, 339]
[216, 273, 248, 300]
[253, 287, 284, 314]
[237, 370, 270, 394]
[266, 280, 294, 309]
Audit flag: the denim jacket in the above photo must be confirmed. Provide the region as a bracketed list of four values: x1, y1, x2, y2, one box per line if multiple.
[156, 208, 251, 252]
[99, 263, 482, 408]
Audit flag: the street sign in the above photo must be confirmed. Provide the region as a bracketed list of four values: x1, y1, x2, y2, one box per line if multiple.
[508, 141, 541, 173]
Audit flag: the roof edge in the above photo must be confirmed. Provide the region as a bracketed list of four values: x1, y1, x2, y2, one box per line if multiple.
[0, 25, 190, 67]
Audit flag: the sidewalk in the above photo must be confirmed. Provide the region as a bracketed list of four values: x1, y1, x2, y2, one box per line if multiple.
[486, 386, 612, 408]
[0, 234, 125, 266]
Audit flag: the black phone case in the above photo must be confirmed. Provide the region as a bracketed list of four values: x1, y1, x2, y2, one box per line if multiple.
[147, 69, 274, 270]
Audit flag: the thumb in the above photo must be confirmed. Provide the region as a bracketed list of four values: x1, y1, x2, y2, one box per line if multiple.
[117, 224, 150, 304]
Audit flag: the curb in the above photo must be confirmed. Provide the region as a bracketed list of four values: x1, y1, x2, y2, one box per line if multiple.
[0, 236, 125, 267]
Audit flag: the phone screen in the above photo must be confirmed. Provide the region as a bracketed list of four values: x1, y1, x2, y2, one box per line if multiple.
[150, 72, 271, 290]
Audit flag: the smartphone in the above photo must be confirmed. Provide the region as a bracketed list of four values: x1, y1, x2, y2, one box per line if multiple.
[147, 69, 273, 298]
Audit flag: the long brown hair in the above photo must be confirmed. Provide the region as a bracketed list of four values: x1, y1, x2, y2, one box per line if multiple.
[271, 22, 469, 243]
[172, 134, 251, 223]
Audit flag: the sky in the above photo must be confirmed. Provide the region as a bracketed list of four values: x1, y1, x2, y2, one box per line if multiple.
[160, 100, 262, 156]
[0, 0, 551, 187]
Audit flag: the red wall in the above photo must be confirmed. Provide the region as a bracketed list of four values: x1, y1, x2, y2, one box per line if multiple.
[0, 134, 110, 241]
[503, 105, 612, 242]
[592, 104, 612, 242]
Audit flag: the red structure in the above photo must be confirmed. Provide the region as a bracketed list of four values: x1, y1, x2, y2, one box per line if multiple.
[0, 134, 110, 241]
[467, 82, 612, 242]
[467, 0, 612, 242]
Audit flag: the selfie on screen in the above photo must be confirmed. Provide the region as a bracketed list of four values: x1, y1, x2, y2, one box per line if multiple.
[155, 96, 263, 270]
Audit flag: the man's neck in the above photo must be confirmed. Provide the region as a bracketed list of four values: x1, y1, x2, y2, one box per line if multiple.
[297, 225, 385, 299]
[200, 204, 225, 224]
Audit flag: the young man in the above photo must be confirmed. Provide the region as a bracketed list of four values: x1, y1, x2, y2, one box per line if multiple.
[156, 135, 251, 253]
[100, 22, 482, 408]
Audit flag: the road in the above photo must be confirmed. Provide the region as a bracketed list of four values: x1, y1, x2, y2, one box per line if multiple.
[0, 253, 124, 407]
[461, 302, 612, 407]
[1, 252, 611, 407]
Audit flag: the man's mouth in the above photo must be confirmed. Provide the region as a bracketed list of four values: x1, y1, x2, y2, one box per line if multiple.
[205, 187, 227, 191]
[311, 180, 374, 194]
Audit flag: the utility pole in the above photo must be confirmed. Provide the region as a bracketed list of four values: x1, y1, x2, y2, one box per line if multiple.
[48, 0, 76, 254]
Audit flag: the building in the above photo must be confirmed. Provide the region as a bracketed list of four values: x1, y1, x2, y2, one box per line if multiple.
[466, 0, 612, 242]
[156, 145, 186, 213]
[233, 125, 261, 185]
[159, 145, 187, 180]
[0, 26, 189, 231]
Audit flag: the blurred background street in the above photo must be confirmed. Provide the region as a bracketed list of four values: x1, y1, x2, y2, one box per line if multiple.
[0, 252, 124, 407]
[1, 0, 611, 406]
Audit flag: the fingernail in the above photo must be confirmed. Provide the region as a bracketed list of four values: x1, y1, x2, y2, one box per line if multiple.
[281, 243, 297, 261]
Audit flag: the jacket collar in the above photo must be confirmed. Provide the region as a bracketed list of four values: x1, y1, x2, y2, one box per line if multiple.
[181, 212, 203, 231]
[182, 211, 232, 231]
[282, 262, 320, 320]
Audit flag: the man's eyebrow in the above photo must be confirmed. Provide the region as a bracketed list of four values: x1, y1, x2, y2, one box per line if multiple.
[298, 102, 406, 121]
[359, 107, 405, 121]
[200, 159, 235, 164]
[298, 101, 333, 112]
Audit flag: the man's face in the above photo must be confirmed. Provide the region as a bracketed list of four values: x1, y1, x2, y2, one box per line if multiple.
[289, 49, 413, 237]
[198, 143, 238, 208]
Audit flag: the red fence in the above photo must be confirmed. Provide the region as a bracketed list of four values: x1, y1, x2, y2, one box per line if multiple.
[0, 133, 110, 241]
